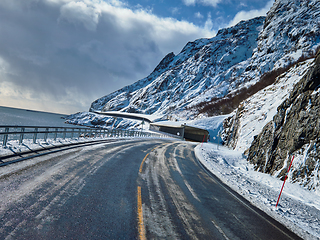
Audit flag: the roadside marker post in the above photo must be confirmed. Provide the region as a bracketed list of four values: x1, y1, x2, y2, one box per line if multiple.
[276, 155, 295, 208]
[201, 135, 206, 148]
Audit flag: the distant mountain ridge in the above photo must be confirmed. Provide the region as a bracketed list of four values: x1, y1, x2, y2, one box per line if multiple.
[90, 0, 320, 121]
[90, 16, 265, 118]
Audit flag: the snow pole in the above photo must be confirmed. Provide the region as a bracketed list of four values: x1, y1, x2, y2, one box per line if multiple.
[201, 135, 206, 148]
[276, 155, 295, 208]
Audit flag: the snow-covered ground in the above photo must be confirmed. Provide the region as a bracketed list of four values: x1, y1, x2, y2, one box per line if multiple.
[0, 137, 106, 158]
[195, 143, 320, 240]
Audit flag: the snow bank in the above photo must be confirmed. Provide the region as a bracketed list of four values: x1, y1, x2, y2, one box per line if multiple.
[195, 143, 320, 240]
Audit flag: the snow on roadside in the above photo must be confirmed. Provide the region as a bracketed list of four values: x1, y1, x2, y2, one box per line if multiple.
[0, 134, 167, 158]
[0, 137, 102, 157]
[195, 143, 320, 240]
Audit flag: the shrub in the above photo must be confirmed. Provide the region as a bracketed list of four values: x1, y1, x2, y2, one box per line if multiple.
[195, 51, 318, 116]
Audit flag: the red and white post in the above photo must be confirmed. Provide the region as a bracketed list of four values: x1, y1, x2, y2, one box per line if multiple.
[276, 155, 295, 208]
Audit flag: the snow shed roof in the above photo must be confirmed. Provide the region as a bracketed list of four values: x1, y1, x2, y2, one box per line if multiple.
[93, 110, 162, 123]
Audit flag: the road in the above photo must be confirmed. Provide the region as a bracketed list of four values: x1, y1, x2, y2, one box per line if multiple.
[0, 139, 301, 239]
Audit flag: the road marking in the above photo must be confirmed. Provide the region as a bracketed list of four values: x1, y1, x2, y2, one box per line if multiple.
[137, 186, 146, 240]
[139, 153, 150, 173]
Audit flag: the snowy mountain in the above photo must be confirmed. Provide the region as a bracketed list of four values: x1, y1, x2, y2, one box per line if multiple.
[90, 16, 266, 118]
[89, 0, 320, 121]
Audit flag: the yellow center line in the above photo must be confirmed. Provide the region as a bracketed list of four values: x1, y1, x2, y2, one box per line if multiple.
[137, 186, 146, 240]
[137, 143, 169, 239]
[139, 152, 150, 173]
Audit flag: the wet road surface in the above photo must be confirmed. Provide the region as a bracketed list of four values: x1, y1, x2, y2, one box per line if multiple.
[0, 139, 301, 239]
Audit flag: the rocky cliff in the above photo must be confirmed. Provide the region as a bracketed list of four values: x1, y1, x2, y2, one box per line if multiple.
[247, 50, 320, 190]
[222, 58, 314, 152]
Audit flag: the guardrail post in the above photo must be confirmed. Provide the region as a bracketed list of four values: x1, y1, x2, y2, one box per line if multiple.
[3, 127, 9, 147]
[33, 128, 38, 144]
[44, 128, 49, 142]
[54, 128, 58, 141]
[19, 127, 25, 145]
[63, 128, 67, 139]
[71, 128, 74, 139]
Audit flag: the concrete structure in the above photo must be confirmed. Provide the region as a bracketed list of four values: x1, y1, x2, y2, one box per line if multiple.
[94, 110, 209, 142]
[150, 122, 209, 142]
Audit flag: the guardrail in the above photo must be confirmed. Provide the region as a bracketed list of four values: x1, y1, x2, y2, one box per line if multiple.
[0, 125, 168, 147]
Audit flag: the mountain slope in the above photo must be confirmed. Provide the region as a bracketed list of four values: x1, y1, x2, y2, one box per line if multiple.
[222, 59, 314, 152]
[90, 16, 265, 118]
[247, 50, 320, 191]
[90, 0, 320, 121]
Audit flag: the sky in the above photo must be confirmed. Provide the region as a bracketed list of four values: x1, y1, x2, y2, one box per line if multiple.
[0, 0, 274, 114]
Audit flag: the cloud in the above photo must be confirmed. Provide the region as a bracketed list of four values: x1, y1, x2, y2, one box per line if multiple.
[204, 13, 213, 31]
[171, 7, 180, 15]
[182, 0, 196, 6]
[182, 0, 222, 7]
[228, 0, 274, 27]
[59, 1, 101, 31]
[0, 0, 215, 114]
[195, 12, 204, 19]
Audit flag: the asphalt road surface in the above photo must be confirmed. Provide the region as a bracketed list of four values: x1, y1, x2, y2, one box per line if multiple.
[0, 139, 302, 239]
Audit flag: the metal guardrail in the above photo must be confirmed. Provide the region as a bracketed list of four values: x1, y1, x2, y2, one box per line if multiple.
[0, 125, 167, 147]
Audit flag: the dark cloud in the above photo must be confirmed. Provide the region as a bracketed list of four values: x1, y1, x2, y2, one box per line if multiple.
[0, 0, 214, 113]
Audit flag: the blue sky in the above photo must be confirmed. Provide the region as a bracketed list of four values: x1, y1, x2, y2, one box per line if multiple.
[125, 0, 271, 30]
[0, 0, 274, 114]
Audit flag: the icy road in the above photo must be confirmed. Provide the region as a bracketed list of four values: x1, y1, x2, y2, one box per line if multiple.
[0, 139, 301, 239]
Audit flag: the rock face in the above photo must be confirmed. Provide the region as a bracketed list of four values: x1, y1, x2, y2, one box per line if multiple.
[247, 50, 320, 188]
[221, 59, 314, 152]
